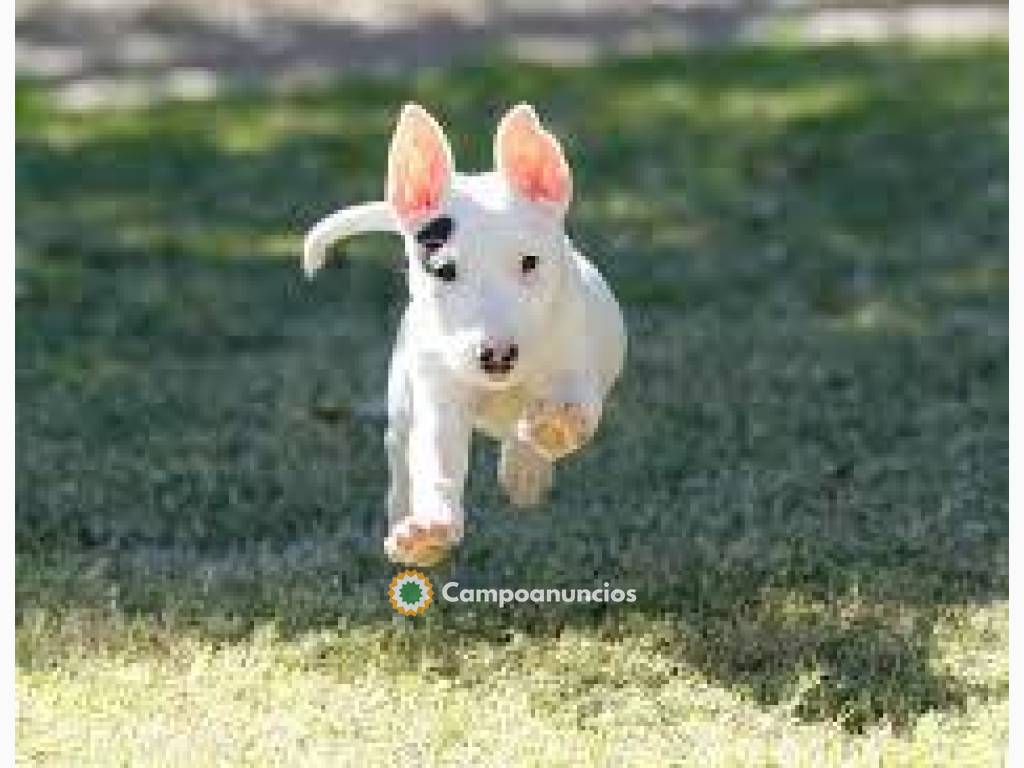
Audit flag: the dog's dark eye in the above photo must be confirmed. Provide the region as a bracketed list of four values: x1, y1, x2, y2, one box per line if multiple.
[417, 216, 457, 282]
[435, 262, 457, 282]
[520, 253, 539, 274]
[423, 258, 457, 282]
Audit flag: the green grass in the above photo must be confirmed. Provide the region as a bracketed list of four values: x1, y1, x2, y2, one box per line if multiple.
[16, 43, 1007, 766]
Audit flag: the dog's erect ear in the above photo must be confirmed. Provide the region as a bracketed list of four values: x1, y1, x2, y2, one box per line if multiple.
[387, 103, 453, 226]
[495, 103, 572, 214]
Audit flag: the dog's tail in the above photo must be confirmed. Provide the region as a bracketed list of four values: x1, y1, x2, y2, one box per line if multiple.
[302, 201, 399, 277]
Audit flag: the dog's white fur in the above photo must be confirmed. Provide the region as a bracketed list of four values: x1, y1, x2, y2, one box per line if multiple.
[303, 103, 625, 566]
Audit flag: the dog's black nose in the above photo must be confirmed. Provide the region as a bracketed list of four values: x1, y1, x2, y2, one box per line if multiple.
[478, 341, 518, 375]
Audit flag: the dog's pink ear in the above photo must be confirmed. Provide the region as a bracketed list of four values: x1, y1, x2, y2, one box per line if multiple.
[387, 103, 453, 225]
[495, 104, 572, 212]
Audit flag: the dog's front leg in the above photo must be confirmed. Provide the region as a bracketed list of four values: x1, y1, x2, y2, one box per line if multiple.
[518, 371, 603, 463]
[384, 372, 472, 566]
[500, 370, 602, 504]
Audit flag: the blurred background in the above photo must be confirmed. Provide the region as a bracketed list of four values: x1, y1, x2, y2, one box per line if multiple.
[18, 1, 1008, 106]
[16, 2, 1007, 765]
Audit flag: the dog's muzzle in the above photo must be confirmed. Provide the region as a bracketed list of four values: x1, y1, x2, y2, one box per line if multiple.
[477, 340, 519, 376]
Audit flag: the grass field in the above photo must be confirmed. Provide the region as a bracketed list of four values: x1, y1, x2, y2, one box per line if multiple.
[16, 44, 1007, 765]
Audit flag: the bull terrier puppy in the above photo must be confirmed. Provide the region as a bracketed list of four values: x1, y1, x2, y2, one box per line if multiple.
[303, 103, 626, 566]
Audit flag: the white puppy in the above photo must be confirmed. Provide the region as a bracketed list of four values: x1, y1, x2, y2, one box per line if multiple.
[303, 103, 626, 566]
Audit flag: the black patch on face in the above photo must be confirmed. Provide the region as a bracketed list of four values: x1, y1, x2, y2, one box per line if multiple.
[415, 216, 454, 252]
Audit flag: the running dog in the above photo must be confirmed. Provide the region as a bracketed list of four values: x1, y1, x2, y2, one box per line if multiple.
[303, 103, 626, 566]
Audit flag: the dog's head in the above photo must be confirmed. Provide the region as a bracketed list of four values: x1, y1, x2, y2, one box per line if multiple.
[388, 103, 575, 387]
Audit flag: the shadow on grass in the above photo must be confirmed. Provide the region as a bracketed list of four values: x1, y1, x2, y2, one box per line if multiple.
[16, 44, 1007, 733]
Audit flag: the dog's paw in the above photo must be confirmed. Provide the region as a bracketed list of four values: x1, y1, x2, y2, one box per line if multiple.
[499, 440, 554, 507]
[385, 516, 462, 567]
[517, 401, 595, 461]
